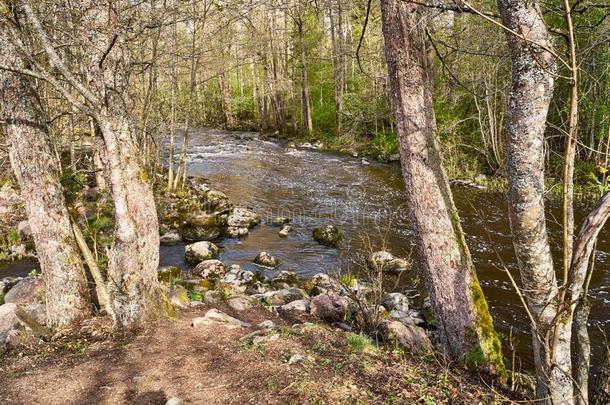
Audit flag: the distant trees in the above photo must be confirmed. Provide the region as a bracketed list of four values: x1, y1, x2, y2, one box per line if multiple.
[380, 0, 505, 374]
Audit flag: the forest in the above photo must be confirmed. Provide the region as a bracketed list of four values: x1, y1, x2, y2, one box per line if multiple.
[0, 0, 609, 404]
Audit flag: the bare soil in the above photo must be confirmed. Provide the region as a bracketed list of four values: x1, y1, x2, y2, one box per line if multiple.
[0, 303, 515, 404]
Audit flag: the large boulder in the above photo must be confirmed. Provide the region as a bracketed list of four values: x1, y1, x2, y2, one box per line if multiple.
[226, 208, 260, 229]
[254, 251, 280, 268]
[0, 303, 49, 347]
[312, 225, 343, 247]
[192, 309, 251, 329]
[185, 242, 220, 264]
[310, 292, 348, 322]
[379, 320, 432, 353]
[192, 260, 228, 279]
[367, 251, 410, 273]
[4, 277, 44, 305]
[180, 213, 221, 242]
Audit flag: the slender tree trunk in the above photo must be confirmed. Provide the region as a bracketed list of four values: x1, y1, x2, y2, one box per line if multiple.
[380, 0, 504, 374]
[298, 17, 313, 134]
[496, 0, 573, 402]
[219, 70, 235, 128]
[329, 2, 345, 134]
[0, 28, 91, 327]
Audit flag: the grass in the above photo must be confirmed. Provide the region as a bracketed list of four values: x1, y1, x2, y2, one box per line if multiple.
[187, 290, 203, 301]
[346, 333, 376, 353]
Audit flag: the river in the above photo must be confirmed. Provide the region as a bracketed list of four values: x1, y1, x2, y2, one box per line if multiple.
[3, 127, 609, 371]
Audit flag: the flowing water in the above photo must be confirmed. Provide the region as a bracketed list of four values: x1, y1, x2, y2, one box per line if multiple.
[4, 128, 610, 371]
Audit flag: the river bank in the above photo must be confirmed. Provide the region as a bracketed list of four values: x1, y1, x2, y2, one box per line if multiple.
[0, 302, 518, 404]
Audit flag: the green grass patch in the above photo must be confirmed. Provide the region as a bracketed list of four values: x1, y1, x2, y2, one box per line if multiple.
[347, 333, 376, 353]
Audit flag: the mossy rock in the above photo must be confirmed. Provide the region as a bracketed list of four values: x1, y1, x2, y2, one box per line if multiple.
[312, 225, 344, 247]
[179, 213, 222, 242]
[157, 266, 184, 283]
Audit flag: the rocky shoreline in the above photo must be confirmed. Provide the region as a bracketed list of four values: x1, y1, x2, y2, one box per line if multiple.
[0, 174, 428, 357]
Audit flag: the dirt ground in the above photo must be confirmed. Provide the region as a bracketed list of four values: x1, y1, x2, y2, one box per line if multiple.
[0, 303, 515, 404]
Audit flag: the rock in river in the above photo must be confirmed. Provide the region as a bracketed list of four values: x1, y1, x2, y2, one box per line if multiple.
[179, 213, 221, 242]
[226, 207, 261, 229]
[312, 225, 343, 247]
[254, 251, 280, 268]
[185, 241, 220, 264]
[367, 251, 410, 273]
[278, 224, 292, 237]
[160, 230, 182, 245]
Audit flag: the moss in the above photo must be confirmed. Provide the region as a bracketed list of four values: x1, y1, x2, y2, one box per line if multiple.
[157, 266, 183, 284]
[468, 274, 507, 379]
[159, 291, 176, 318]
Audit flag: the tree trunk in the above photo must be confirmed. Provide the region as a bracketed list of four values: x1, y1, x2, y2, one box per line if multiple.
[96, 112, 165, 325]
[219, 70, 235, 128]
[380, 0, 504, 374]
[496, 0, 573, 402]
[298, 17, 313, 134]
[0, 28, 91, 327]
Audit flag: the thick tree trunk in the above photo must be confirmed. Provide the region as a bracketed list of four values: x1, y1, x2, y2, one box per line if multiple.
[496, 0, 573, 402]
[0, 29, 90, 327]
[77, 4, 165, 326]
[380, 0, 504, 374]
[96, 112, 165, 325]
